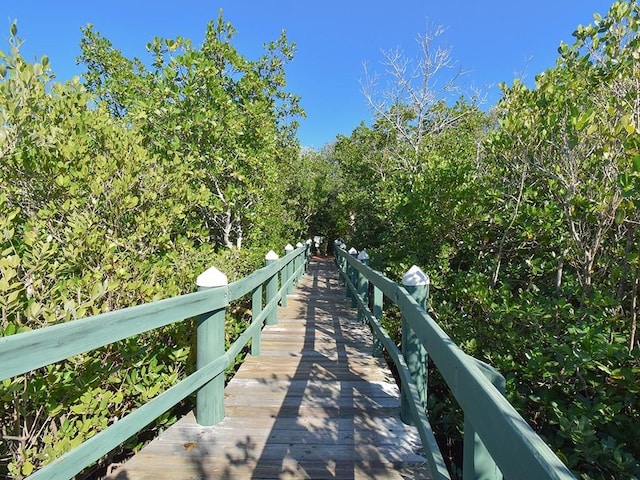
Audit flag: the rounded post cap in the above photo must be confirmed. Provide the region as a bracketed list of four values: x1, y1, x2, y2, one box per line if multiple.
[296, 242, 304, 248]
[357, 249, 369, 260]
[285, 243, 294, 251]
[265, 250, 280, 260]
[306, 239, 312, 244]
[402, 265, 429, 286]
[197, 266, 228, 288]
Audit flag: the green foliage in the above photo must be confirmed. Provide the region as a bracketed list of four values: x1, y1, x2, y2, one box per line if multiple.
[333, 3, 640, 478]
[0, 15, 306, 478]
[78, 11, 305, 250]
[284, 146, 349, 246]
[4, 1, 640, 478]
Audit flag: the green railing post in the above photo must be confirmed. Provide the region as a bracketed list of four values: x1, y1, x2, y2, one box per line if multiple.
[348, 247, 358, 306]
[251, 283, 263, 356]
[306, 239, 312, 271]
[463, 357, 506, 480]
[400, 265, 430, 425]
[336, 242, 346, 286]
[372, 282, 384, 358]
[357, 250, 370, 323]
[283, 243, 294, 303]
[265, 250, 279, 325]
[343, 248, 350, 294]
[195, 266, 228, 426]
[295, 242, 304, 282]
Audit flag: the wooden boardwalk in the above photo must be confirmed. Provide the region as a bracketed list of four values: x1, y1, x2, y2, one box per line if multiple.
[107, 257, 430, 479]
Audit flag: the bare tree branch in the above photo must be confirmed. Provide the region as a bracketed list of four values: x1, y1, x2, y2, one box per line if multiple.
[361, 24, 477, 169]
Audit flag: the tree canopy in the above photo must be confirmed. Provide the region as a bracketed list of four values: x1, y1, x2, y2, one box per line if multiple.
[330, 2, 640, 478]
[0, 15, 309, 478]
[2, 3, 640, 479]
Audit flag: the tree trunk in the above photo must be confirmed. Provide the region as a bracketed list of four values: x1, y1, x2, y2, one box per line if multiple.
[235, 216, 243, 250]
[556, 247, 570, 297]
[617, 226, 635, 301]
[492, 161, 527, 287]
[631, 267, 638, 352]
[222, 207, 233, 249]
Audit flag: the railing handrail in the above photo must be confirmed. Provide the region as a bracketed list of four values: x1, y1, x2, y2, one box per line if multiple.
[0, 245, 309, 480]
[334, 245, 577, 480]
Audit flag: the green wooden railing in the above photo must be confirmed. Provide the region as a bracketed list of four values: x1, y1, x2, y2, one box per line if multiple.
[334, 243, 577, 480]
[0, 244, 310, 480]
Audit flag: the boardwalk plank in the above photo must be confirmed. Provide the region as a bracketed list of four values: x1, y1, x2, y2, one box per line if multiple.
[106, 258, 431, 480]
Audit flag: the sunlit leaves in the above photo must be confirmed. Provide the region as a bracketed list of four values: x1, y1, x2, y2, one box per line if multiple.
[79, 11, 303, 249]
[334, 3, 640, 478]
[0, 15, 304, 476]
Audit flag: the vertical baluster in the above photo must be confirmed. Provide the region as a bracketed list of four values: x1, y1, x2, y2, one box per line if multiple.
[463, 358, 505, 480]
[265, 250, 279, 325]
[196, 266, 228, 426]
[348, 247, 358, 306]
[372, 282, 384, 358]
[281, 244, 294, 307]
[357, 250, 370, 323]
[251, 283, 263, 356]
[400, 265, 429, 425]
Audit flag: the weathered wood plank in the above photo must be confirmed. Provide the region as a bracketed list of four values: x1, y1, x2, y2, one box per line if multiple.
[106, 258, 430, 480]
[225, 378, 402, 397]
[108, 460, 430, 480]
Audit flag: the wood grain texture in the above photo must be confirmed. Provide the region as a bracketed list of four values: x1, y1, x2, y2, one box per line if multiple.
[107, 257, 430, 480]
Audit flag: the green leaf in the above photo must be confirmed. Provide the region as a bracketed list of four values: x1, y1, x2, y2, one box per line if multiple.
[22, 461, 34, 476]
[70, 404, 86, 414]
[10, 21, 17, 37]
[4, 322, 16, 336]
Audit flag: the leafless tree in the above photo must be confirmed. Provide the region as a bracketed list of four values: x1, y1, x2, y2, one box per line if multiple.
[361, 25, 479, 169]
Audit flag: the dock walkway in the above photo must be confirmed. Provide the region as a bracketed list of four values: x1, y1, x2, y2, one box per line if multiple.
[107, 257, 430, 479]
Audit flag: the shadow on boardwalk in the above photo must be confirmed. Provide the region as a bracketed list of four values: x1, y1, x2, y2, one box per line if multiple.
[107, 257, 429, 479]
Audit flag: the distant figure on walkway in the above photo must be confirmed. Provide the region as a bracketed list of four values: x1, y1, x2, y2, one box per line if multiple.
[313, 235, 323, 256]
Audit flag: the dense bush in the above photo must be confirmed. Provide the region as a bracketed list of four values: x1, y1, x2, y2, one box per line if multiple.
[332, 2, 640, 478]
[3, 2, 640, 478]
[0, 15, 304, 477]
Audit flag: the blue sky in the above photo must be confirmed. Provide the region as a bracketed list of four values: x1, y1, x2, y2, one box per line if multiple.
[2, 1, 614, 148]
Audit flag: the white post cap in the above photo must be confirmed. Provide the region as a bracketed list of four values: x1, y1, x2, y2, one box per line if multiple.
[402, 265, 429, 286]
[197, 266, 228, 288]
[357, 249, 369, 261]
[265, 250, 279, 260]
[296, 242, 304, 248]
[285, 243, 294, 251]
[348, 247, 358, 255]
[306, 239, 312, 244]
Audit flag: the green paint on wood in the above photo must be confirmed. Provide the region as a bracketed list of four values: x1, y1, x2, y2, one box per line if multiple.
[0, 288, 226, 381]
[251, 285, 263, 355]
[372, 286, 384, 357]
[6, 246, 310, 479]
[401, 283, 429, 426]
[265, 253, 279, 325]
[196, 300, 226, 426]
[30, 348, 231, 480]
[357, 269, 368, 323]
[463, 356, 506, 480]
[334, 248, 577, 480]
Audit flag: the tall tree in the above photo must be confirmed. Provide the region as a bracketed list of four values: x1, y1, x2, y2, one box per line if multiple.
[79, 12, 304, 249]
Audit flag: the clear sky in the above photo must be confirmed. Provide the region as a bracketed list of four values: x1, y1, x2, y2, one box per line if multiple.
[2, 1, 615, 149]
